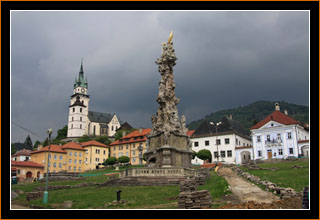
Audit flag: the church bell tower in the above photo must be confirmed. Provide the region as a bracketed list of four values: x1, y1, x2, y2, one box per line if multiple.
[67, 61, 90, 138]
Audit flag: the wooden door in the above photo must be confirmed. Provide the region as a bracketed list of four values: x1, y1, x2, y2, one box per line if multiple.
[26, 171, 32, 178]
[267, 151, 272, 159]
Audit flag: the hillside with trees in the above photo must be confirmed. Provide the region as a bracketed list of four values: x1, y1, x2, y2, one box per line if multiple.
[187, 101, 309, 132]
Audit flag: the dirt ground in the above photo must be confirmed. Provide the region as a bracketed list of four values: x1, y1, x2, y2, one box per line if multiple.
[217, 167, 302, 209]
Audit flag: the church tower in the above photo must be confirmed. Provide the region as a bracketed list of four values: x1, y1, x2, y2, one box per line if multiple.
[67, 61, 90, 138]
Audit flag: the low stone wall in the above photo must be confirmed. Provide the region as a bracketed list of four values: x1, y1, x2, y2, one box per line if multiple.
[34, 182, 101, 192]
[119, 167, 197, 178]
[178, 179, 212, 209]
[232, 166, 303, 199]
[26, 191, 44, 201]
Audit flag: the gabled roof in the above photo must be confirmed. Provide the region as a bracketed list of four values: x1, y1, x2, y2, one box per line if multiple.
[62, 142, 86, 151]
[251, 110, 300, 130]
[117, 122, 133, 131]
[31, 145, 67, 154]
[110, 128, 152, 146]
[12, 149, 32, 157]
[88, 111, 113, 123]
[186, 130, 195, 137]
[11, 161, 44, 168]
[192, 117, 250, 139]
[80, 140, 108, 148]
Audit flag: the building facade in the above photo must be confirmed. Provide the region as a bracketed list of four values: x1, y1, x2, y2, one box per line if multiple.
[191, 116, 252, 165]
[67, 62, 121, 138]
[61, 142, 86, 173]
[80, 140, 110, 170]
[251, 103, 309, 160]
[109, 128, 151, 165]
[11, 149, 32, 162]
[11, 161, 44, 181]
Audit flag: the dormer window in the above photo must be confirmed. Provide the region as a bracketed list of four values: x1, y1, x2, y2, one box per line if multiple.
[271, 123, 274, 127]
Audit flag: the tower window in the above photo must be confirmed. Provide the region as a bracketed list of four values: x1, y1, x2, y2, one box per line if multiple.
[80, 117, 82, 121]
[80, 108, 82, 113]
[71, 124, 73, 129]
[72, 117, 74, 121]
[80, 124, 82, 129]
[73, 108, 75, 112]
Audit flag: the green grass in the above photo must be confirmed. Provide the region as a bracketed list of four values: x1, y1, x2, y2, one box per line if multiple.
[12, 170, 231, 209]
[240, 159, 309, 192]
[82, 165, 144, 175]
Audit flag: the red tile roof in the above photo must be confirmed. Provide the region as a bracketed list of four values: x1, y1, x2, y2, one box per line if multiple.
[110, 128, 152, 146]
[12, 149, 32, 157]
[251, 110, 300, 130]
[80, 140, 108, 148]
[187, 130, 195, 137]
[62, 142, 86, 151]
[11, 161, 44, 168]
[31, 145, 67, 154]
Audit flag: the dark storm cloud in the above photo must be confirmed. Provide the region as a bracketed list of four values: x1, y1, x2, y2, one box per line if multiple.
[11, 11, 309, 143]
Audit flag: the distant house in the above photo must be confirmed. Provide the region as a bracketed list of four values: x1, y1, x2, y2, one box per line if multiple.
[11, 161, 44, 181]
[116, 122, 133, 131]
[191, 116, 252, 165]
[110, 128, 152, 165]
[251, 103, 309, 160]
[12, 149, 32, 162]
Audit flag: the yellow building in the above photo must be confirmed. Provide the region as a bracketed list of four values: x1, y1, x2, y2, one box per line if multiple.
[30, 145, 67, 173]
[80, 140, 110, 170]
[11, 161, 44, 181]
[110, 128, 151, 165]
[61, 142, 86, 173]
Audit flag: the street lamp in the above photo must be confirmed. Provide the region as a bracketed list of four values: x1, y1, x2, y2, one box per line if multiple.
[210, 121, 222, 164]
[43, 128, 52, 204]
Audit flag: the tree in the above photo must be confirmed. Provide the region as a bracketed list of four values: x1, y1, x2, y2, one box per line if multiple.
[33, 140, 41, 150]
[104, 157, 117, 165]
[114, 130, 123, 141]
[118, 156, 130, 163]
[11, 144, 16, 155]
[196, 149, 212, 162]
[78, 135, 92, 143]
[42, 138, 49, 147]
[95, 136, 111, 145]
[24, 135, 33, 149]
[192, 151, 197, 159]
[55, 125, 68, 140]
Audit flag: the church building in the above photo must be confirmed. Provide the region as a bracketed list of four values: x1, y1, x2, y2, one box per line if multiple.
[67, 62, 121, 139]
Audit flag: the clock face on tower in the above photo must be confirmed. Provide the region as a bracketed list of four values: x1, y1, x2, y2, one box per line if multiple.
[81, 88, 85, 93]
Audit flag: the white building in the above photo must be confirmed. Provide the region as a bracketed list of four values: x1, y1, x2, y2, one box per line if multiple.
[191, 116, 252, 165]
[251, 103, 309, 160]
[67, 62, 121, 139]
[11, 149, 31, 162]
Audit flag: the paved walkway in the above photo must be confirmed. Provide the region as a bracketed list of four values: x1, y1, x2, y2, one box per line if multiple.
[218, 167, 279, 203]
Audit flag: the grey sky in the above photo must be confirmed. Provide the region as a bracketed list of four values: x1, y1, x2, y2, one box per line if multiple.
[11, 11, 309, 143]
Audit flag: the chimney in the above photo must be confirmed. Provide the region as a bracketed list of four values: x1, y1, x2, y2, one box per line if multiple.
[38, 144, 43, 150]
[275, 103, 280, 111]
[139, 128, 143, 134]
[284, 109, 288, 115]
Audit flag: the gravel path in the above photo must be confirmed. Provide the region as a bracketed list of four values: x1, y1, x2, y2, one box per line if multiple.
[218, 167, 279, 203]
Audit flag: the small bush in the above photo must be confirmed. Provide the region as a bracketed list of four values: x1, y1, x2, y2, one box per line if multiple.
[118, 156, 130, 163]
[104, 157, 117, 165]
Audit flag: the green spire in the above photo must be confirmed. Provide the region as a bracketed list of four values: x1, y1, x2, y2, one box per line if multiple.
[74, 59, 88, 89]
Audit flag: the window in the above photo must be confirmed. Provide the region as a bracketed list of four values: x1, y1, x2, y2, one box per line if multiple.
[49, 154, 52, 159]
[258, 150, 262, 157]
[205, 140, 209, 146]
[103, 150, 106, 155]
[72, 117, 74, 121]
[214, 151, 218, 158]
[69, 152, 72, 156]
[278, 149, 283, 155]
[86, 150, 88, 154]
[220, 151, 226, 158]
[79, 153, 82, 157]
[132, 158, 136, 163]
[93, 125, 96, 135]
[236, 138, 238, 145]
[80, 117, 82, 121]
[216, 139, 221, 145]
[133, 151, 136, 156]
[17, 169, 20, 174]
[74, 167, 76, 171]
[288, 132, 292, 139]
[74, 159, 77, 164]
[114, 146, 116, 150]
[113, 153, 116, 157]
[85, 158, 88, 162]
[59, 155, 63, 160]
[96, 149, 100, 154]
[118, 146, 121, 150]
[79, 160, 82, 164]
[225, 138, 230, 144]
[54, 155, 57, 160]
[126, 144, 129, 149]
[239, 141, 241, 146]
[126, 152, 128, 156]
[73, 108, 75, 112]
[71, 124, 73, 129]
[78, 167, 81, 171]
[95, 158, 100, 162]
[194, 142, 199, 147]
[53, 162, 56, 168]
[289, 148, 294, 154]
[133, 144, 136, 148]
[69, 159, 72, 164]
[267, 135, 270, 141]
[277, 133, 281, 140]
[80, 124, 82, 129]
[48, 162, 51, 167]
[68, 166, 71, 171]
[227, 150, 232, 157]
[271, 123, 274, 127]
[257, 136, 261, 142]
[74, 152, 77, 157]
[80, 108, 82, 113]
[59, 163, 62, 168]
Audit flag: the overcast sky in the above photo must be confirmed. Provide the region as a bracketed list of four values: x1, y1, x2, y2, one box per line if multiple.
[11, 11, 309, 143]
